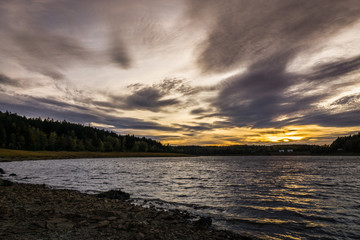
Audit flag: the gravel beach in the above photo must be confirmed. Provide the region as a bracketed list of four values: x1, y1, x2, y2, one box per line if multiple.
[0, 176, 248, 240]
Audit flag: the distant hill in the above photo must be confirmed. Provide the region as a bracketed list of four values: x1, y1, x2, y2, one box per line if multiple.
[330, 133, 360, 153]
[0, 111, 163, 152]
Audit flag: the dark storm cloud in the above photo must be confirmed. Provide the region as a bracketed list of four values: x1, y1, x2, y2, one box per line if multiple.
[185, 0, 360, 128]
[188, 0, 360, 73]
[0, 92, 178, 132]
[290, 110, 360, 127]
[95, 78, 212, 112]
[111, 87, 180, 112]
[213, 53, 360, 128]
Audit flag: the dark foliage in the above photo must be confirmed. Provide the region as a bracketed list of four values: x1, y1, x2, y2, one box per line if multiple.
[168, 144, 331, 155]
[330, 133, 360, 153]
[0, 111, 163, 152]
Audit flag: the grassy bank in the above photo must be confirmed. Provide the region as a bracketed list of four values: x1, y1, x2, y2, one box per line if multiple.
[0, 148, 190, 162]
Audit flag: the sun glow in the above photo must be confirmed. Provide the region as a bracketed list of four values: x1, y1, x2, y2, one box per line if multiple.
[159, 125, 360, 146]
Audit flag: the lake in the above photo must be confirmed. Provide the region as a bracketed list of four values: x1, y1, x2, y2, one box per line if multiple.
[1, 156, 360, 239]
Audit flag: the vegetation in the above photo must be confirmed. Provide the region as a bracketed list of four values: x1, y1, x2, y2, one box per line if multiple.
[0, 111, 163, 152]
[168, 144, 331, 155]
[330, 133, 360, 153]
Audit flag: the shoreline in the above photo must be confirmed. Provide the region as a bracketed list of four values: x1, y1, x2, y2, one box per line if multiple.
[0, 176, 249, 240]
[0, 148, 192, 162]
[1, 148, 359, 163]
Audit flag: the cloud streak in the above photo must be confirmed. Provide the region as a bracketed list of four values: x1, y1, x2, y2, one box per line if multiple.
[188, 0, 360, 73]
[0, 92, 178, 132]
[184, 0, 360, 129]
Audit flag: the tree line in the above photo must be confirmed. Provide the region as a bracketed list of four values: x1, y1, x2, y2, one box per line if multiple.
[0, 111, 163, 152]
[1, 110, 359, 155]
[168, 136, 360, 155]
[168, 144, 331, 155]
[330, 133, 360, 153]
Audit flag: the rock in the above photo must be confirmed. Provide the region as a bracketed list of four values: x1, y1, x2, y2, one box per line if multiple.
[46, 222, 56, 230]
[9, 173, 17, 177]
[93, 220, 110, 228]
[56, 221, 74, 229]
[32, 221, 46, 228]
[0, 168, 5, 174]
[193, 217, 212, 228]
[0, 179, 13, 186]
[96, 189, 130, 200]
[134, 232, 145, 240]
[91, 209, 116, 217]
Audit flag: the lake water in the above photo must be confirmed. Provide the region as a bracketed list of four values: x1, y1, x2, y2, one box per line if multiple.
[1, 156, 360, 239]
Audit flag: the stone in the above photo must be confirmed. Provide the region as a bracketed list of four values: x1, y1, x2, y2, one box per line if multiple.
[0, 179, 13, 186]
[193, 217, 212, 228]
[134, 232, 145, 240]
[94, 220, 110, 228]
[56, 221, 74, 229]
[96, 189, 130, 200]
[91, 209, 116, 217]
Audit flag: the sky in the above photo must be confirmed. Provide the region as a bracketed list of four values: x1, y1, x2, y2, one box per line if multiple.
[1, 0, 360, 146]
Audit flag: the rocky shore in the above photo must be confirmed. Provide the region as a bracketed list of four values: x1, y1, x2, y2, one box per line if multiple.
[0, 174, 249, 240]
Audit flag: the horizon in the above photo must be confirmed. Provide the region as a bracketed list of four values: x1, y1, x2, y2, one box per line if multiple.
[1, 0, 360, 146]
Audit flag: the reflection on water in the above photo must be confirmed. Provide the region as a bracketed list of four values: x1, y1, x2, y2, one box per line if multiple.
[1, 156, 360, 239]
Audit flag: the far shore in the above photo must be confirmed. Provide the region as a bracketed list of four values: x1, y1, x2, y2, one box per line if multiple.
[0, 148, 192, 162]
[1, 148, 359, 162]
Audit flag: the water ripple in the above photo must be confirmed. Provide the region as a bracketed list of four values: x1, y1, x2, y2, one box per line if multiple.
[1, 156, 360, 239]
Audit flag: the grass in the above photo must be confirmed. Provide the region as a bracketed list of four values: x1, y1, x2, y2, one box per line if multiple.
[0, 148, 191, 162]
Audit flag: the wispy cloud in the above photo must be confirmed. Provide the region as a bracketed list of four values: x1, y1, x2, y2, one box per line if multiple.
[0, 73, 21, 87]
[0, 0, 359, 145]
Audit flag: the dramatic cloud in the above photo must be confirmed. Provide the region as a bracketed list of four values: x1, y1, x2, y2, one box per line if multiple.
[188, 0, 360, 73]
[308, 55, 360, 81]
[0, 0, 359, 145]
[213, 53, 360, 129]
[0, 92, 178, 132]
[185, 0, 360, 130]
[94, 78, 211, 112]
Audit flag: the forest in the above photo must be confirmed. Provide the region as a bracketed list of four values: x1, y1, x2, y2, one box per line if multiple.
[0, 111, 163, 152]
[330, 133, 360, 153]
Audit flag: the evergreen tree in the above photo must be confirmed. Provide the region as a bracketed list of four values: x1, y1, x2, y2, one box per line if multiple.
[0, 110, 164, 152]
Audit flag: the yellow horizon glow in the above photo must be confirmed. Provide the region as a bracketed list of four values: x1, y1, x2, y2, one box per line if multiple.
[157, 125, 359, 146]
